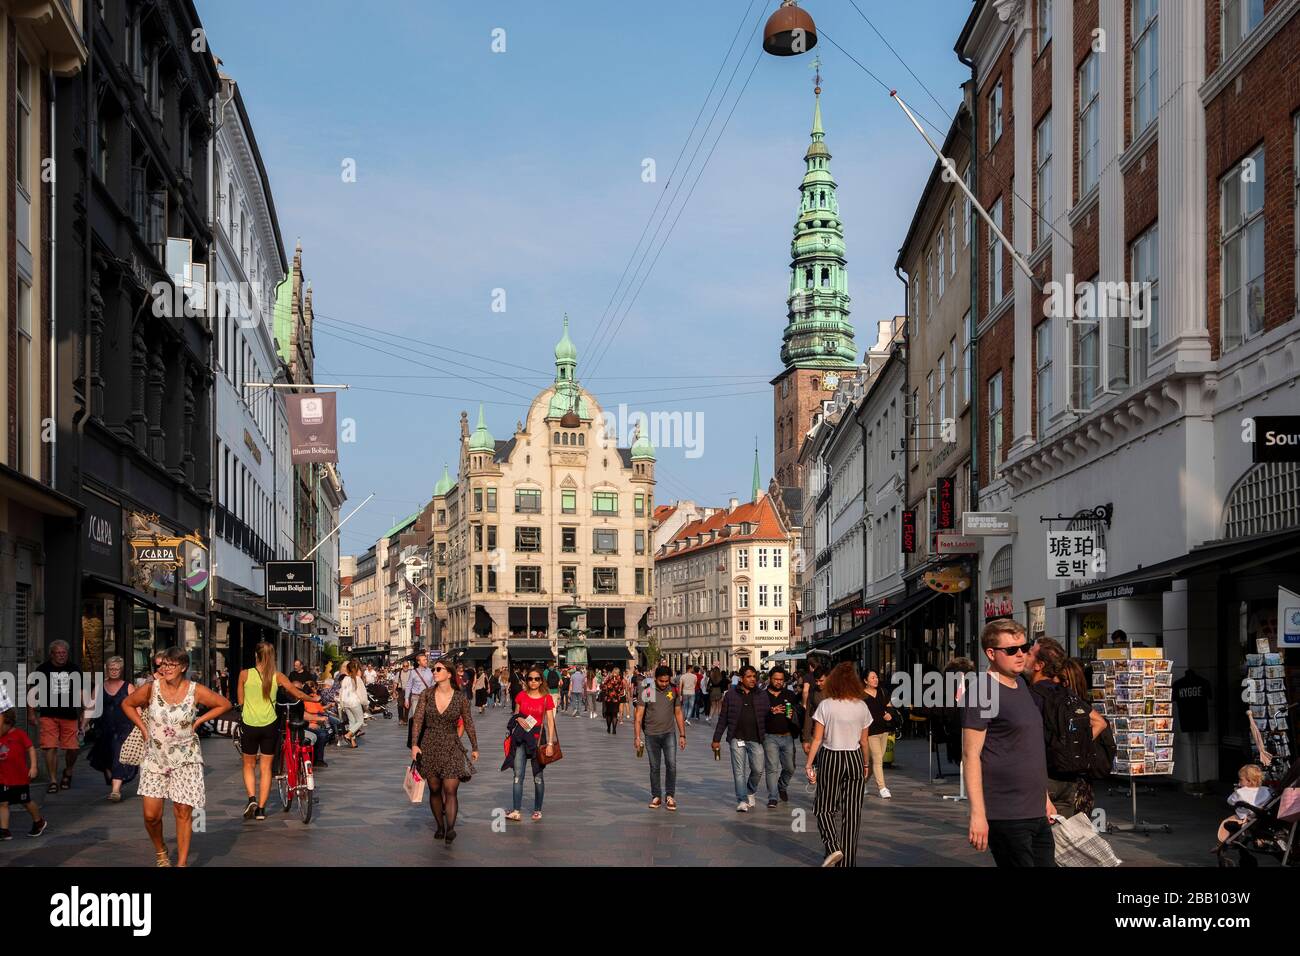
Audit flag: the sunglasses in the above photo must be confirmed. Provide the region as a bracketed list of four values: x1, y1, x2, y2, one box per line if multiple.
[994, 643, 1033, 656]
[527, 676, 543, 682]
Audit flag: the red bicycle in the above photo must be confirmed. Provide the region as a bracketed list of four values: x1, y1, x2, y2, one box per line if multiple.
[274, 702, 315, 824]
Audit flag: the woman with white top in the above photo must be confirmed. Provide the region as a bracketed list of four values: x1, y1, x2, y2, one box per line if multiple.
[804, 661, 872, 867]
[337, 661, 368, 746]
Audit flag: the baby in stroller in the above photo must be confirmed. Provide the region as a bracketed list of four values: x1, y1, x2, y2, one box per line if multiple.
[365, 681, 393, 720]
[1215, 762, 1297, 866]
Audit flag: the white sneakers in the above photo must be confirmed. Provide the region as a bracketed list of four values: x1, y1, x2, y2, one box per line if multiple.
[747, 793, 756, 807]
[736, 802, 749, 813]
[879, 788, 892, 799]
[822, 850, 844, 867]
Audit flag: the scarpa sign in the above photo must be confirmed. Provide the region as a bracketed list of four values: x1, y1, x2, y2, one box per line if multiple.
[286, 392, 338, 464]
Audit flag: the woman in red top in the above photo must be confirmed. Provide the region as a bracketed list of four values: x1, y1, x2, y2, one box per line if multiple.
[505, 667, 557, 822]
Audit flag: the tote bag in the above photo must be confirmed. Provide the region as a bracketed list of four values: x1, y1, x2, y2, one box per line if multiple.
[1051, 813, 1122, 867]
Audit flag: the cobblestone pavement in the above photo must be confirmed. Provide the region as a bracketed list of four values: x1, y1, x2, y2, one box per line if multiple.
[5, 700, 1232, 866]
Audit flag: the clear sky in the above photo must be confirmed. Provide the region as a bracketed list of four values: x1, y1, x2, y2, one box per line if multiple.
[196, 0, 972, 557]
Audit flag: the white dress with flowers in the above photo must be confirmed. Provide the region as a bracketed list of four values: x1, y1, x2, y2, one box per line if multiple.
[136, 680, 206, 808]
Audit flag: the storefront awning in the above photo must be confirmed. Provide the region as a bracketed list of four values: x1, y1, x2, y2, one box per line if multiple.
[585, 641, 633, 661]
[1054, 529, 1300, 608]
[813, 586, 945, 656]
[506, 641, 553, 660]
[451, 645, 495, 664]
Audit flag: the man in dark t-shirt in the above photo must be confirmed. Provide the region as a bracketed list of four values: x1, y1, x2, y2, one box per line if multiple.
[962, 619, 1054, 867]
[761, 668, 800, 807]
[26, 641, 85, 792]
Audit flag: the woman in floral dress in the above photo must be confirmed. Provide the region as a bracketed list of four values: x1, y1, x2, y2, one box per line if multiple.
[601, 666, 626, 734]
[122, 646, 230, 867]
[409, 657, 478, 845]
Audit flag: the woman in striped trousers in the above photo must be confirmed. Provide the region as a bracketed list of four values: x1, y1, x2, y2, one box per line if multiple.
[804, 662, 873, 867]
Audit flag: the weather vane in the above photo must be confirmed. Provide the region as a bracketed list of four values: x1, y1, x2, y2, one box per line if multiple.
[811, 55, 822, 95]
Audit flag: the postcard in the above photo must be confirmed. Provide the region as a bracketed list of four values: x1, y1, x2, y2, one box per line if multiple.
[1154, 660, 1172, 673]
[1155, 733, 1173, 746]
[1155, 673, 1172, 686]
[1264, 654, 1282, 665]
[1155, 687, 1172, 701]
[1127, 718, 1145, 733]
[1265, 666, 1286, 679]
[1267, 692, 1288, 706]
[1266, 678, 1286, 692]
[1153, 747, 1172, 761]
[1248, 667, 1264, 679]
[1245, 654, 1263, 667]
[1125, 732, 1145, 748]
[1113, 759, 1132, 774]
[1153, 761, 1173, 774]
[1153, 702, 1171, 715]
[1151, 718, 1173, 732]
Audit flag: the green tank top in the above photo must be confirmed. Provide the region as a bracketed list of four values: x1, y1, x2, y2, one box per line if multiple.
[243, 669, 277, 727]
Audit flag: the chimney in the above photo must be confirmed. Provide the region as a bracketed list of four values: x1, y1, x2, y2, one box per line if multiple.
[729, 497, 739, 511]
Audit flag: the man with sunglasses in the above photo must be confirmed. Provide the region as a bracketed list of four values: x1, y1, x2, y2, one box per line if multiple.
[962, 619, 1055, 867]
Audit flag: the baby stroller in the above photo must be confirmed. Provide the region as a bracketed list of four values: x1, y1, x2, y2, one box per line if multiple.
[365, 682, 393, 720]
[1215, 757, 1299, 867]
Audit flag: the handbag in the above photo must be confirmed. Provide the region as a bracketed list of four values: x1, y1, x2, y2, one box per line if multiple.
[403, 760, 425, 803]
[1050, 813, 1122, 867]
[1278, 786, 1300, 823]
[537, 724, 563, 766]
[119, 725, 147, 767]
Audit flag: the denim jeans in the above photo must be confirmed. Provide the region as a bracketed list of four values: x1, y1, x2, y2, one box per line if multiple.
[728, 739, 765, 803]
[681, 694, 697, 720]
[512, 745, 545, 812]
[763, 734, 795, 799]
[644, 731, 677, 798]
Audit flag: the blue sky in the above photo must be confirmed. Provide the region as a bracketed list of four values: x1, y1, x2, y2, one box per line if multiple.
[196, 0, 972, 557]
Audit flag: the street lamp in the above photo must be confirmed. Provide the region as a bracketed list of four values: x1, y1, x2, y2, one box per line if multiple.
[763, 1, 818, 56]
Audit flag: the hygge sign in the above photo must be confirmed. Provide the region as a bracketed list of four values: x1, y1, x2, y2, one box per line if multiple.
[265, 560, 316, 610]
[961, 512, 1017, 536]
[1252, 416, 1300, 463]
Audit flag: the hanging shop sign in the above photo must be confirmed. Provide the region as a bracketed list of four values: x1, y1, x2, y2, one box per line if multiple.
[935, 533, 979, 555]
[924, 565, 971, 594]
[961, 512, 1017, 536]
[1047, 529, 1105, 580]
[901, 509, 917, 554]
[935, 477, 955, 530]
[1280, 587, 1300, 649]
[83, 493, 121, 580]
[984, 590, 1015, 620]
[286, 393, 339, 464]
[1252, 416, 1300, 463]
[265, 560, 317, 610]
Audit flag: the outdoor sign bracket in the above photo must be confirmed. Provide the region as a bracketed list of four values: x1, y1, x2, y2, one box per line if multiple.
[1039, 504, 1113, 529]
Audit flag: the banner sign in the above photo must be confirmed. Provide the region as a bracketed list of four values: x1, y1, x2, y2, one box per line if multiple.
[936, 477, 955, 530]
[286, 392, 338, 464]
[1252, 416, 1300, 463]
[961, 512, 1017, 536]
[901, 509, 917, 554]
[265, 560, 316, 610]
[1047, 530, 1105, 580]
[132, 542, 179, 564]
[936, 533, 979, 555]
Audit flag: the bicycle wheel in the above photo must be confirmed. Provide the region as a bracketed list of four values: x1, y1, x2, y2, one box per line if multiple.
[297, 753, 314, 824]
[276, 772, 290, 810]
[231, 723, 243, 759]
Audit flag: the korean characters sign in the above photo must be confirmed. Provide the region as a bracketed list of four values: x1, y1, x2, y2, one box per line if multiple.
[1047, 530, 1106, 580]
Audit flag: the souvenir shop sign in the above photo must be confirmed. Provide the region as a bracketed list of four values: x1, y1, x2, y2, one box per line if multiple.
[1251, 416, 1300, 463]
[265, 560, 316, 610]
[1047, 530, 1105, 580]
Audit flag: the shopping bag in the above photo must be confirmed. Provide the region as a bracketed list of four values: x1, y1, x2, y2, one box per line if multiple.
[118, 726, 147, 767]
[1051, 813, 1122, 867]
[1278, 786, 1300, 823]
[403, 761, 425, 803]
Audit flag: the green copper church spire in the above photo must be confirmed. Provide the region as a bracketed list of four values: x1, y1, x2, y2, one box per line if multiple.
[780, 75, 856, 370]
[468, 403, 495, 452]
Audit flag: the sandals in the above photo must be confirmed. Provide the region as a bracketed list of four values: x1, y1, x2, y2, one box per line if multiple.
[531, 811, 542, 821]
[505, 810, 522, 821]
[46, 782, 59, 794]
[60, 772, 72, 790]
[155, 850, 171, 867]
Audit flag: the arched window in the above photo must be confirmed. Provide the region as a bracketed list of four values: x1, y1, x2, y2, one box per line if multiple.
[577, 433, 585, 446]
[554, 432, 561, 444]
[1224, 463, 1300, 539]
[805, 268, 813, 290]
[821, 267, 830, 288]
[819, 191, 825, 206]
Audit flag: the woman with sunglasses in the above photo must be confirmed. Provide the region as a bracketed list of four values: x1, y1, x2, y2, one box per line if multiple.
[409, 658, 478, 844]
[121, 647, 231, 866]
[504, 667, 558, 821]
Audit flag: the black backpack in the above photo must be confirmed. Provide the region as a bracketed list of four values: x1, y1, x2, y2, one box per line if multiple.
[1036, 683, 1095, 777]
[1089, 723, 1117, 780]
[545, 669, 560, 690]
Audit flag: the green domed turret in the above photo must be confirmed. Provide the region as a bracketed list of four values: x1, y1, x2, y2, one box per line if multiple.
[433, 464, 454, 496]
[554, 313, 578, 367]
[631, 425, 655, 461]
[468, 404, 495, 453]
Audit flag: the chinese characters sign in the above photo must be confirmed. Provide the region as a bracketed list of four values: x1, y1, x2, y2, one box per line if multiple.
[1047, 530, 1105, 580]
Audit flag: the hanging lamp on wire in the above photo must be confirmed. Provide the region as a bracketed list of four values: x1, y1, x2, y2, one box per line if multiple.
[763, 0, 817, 57]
